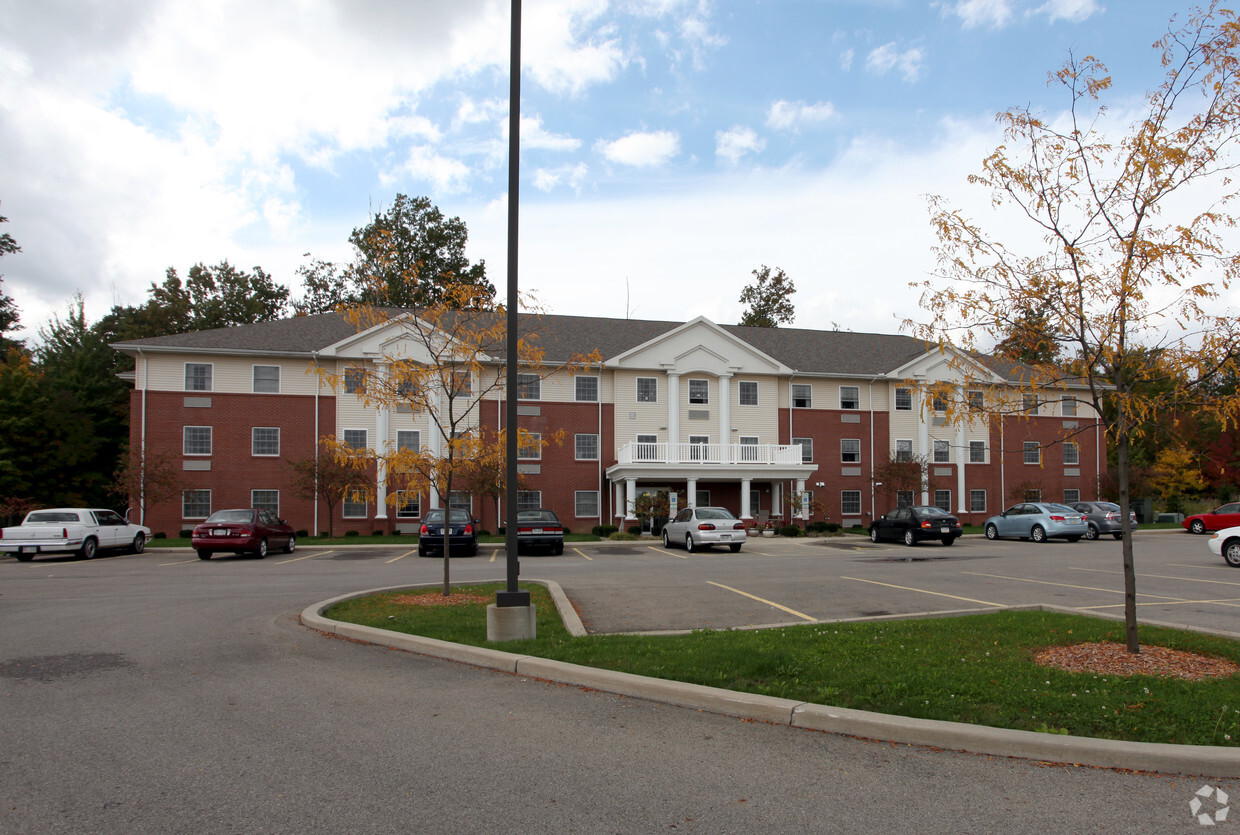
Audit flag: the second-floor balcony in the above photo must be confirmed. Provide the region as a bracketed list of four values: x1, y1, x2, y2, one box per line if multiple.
[616, 441, 806, 466]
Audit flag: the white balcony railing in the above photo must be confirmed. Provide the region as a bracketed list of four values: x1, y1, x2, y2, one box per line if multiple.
[616, 442, 805, 466]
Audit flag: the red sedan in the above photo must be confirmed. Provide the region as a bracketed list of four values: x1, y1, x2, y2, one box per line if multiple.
[192, 508, 296, 559]
[1183, 503, 1240, 535]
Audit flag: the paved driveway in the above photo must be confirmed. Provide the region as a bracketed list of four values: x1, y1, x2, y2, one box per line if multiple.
[1, 531, 1235, 832]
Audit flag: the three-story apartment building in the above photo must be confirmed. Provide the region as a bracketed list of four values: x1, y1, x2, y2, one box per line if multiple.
[113, 312, 1105, 536]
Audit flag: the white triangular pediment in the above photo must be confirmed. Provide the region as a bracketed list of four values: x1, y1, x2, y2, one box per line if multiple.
[611, 316, 788, 375]
[888, 346, 1005, 385]
[319, 314, 489, 364]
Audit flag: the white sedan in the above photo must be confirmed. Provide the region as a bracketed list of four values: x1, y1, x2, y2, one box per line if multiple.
[661, 506, 746, 553]
[1208, 526, 1240, 567]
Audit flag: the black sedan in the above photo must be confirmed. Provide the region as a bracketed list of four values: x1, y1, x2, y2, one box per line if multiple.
[516, 509, 564, 555]
[869, 506, 962, 546]
[417, 509, 479, 557]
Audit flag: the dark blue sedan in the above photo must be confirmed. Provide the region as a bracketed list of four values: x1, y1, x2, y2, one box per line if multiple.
[418, 509, 479, 557]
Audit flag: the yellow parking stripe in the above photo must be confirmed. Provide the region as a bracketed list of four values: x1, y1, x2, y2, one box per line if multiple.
[159, 558, 201, 566]
[275, 550, 332, 565]
[572, 547, 593, 560]
[842, 576, 1005, 608]
[386, 550, 417, 564]
[652, 545, 687, 559]
[707, 581, 817, 621]
[1074, 567, 1240, 587]
[962, 571, 1183, 600]
[1082, 597, 1240, 611]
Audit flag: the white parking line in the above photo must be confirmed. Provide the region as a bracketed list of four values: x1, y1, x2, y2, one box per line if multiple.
[706, 581, 817, 621]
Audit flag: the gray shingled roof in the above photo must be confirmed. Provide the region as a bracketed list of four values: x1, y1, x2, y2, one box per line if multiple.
[112, 310, 945, 377]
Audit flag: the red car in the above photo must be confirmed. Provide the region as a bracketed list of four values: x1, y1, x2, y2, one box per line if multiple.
[192, 508, 296, 559]
[1183, 503, 1240, 535]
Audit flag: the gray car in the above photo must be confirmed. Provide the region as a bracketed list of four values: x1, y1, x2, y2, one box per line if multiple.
[983, 502, 1088, 543]
[1071, 501, 1138, 540]
[661, 506, 746, 553]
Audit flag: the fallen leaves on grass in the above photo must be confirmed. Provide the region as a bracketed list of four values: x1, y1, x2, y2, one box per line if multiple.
[391, 592, 492, 607]
[1034, 643, 1240, 681]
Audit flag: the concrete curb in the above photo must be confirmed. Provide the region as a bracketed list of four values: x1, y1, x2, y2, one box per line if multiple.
[301, 582, 1240, 778]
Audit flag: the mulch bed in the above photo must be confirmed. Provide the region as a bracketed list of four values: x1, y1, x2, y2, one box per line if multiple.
[1034, 642, 1240, 681]
[391, 592, 492, 607]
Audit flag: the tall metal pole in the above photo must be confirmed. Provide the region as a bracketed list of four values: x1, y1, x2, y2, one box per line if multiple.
[498, 0, 529, 608]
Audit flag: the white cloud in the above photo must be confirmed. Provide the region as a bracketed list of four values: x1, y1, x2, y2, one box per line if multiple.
[766, 100, 837, 131]
[840, 48, 855, 72]
[533, 162, 590, 193]
[523, 0, 628, 96]
[945, 0, 1015, 29]
[866, 43, 926, 83]
[1031, 0, 1104, 24]
[596, 130, 680, 166]
[386, 146, 474, 195]
[715, 126, 764, 165]
[521, 116, 583, 152]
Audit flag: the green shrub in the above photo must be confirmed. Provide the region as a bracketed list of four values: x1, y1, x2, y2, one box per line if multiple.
[319, 531, 330, 538]
[778, 524, 802, 537]
[562, 526, 572, 535]
[826, 522, 841, 533]
[626, 525, 642, 536]
[592, 524, 619, 537]
[178, 529, 192, 538]
[296, 529, 309, 538]
[153, 531, 167, 539]
[371, 529, 384, 537]
[479, 530, 491, 537]
[609, 531, 639, 541]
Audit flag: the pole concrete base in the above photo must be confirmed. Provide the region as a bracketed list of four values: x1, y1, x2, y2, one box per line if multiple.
[487, 603, 536, 642]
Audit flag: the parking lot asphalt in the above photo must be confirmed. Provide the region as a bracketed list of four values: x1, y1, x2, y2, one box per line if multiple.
[5, 528, 1240, 832]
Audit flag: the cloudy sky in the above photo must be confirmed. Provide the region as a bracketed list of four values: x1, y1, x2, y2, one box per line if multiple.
[0, 0, 1211, 344]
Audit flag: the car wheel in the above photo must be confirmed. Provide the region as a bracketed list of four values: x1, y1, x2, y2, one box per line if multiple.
[985, 523, 999, 540]
[1031, 525, 1047, 543]
[1084, 524, 1099, 541]
[1191, 519, 1207, 535]
[942, 536, 957, 546]
[16, 552, 33, 562]
[1066, 536, 1081, 543]
[79, 537, 98, 559]
[468, 542, 478, 557]
[418, 546, 428, 558]
[729, 543, 742, 553]
[869, 527, 880, 543]
[284, 534, 296, 554]
[197, 550, 212, 560]
[662, 530, 672, 548]
[686, 534, 696, 553]
[131, 533, 146, 554]
[1112, 532, 1124, 540]
[554, 542, 563, 555]
[255, 538, 268, 559]
[903, 529, 917, 547]
[1224, 540, 1240, 567]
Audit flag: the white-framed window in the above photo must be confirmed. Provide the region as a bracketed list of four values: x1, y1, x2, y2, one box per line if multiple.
[793, 437, 814, 463]
[895, 439, 913, 462]
[343, 490, 367, 519]
[183, 426, 212, 456]
[739, 436, 760, 462]
[636, 377, 658, 403]
[1063, 488, 1081, 504]
[575, 490, 599, 517]
[517, 373, 541, 400]
[184, 363, 212, 392]
[343, 429, 367, 450]
[688, 379, 709, 404]
[688, 434, 710, 462]
[933, 440, 950, 463]
[895, 387, 911, 410]
[575, 376, 598, 402]
[182, 489, 210, 519]
[897, 490, 914, 508]
[1062, 441, 1080, 465]
[841, 490, 862, 515]
[967, 390, 984, 410]
[517, 490, 541, 511]
[344, 367, 366, 394]
[841, 438, 860, 463]
[449, 491, 472, 513]
[1023, 441, 1041, 464]
[792, 384, 812, 408]
[839, 385, 860, 409]
[575, 433, 599, 461]
[518, 432, 542, 460]
[934, 490, 951, 511]
[738, 381, 758, 406]
[1023, 394, 1040, 414]
[1061, 395, 1078, 416]
[252, 427, 280, 457]
[396, 430, 420, 452]
[396, 491, 420, 519]
[970, 489, 987, 513]
[932, 395, 947, 412]
[253, 365, 280, 393]
[251, 490, 279, 515]
[969, 440, 986, 463]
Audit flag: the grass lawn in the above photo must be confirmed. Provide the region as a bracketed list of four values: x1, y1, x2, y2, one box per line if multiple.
[326, 582, 1240, 747]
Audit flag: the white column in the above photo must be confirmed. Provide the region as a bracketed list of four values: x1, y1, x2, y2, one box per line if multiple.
[375, 364, 390, 519]
[614, 482, 625, 523]
[718, 373, 732, 460]
[625, 478, 638, 520]
[429, 389, 443, 510]
[773, 481, 783, 518]
[956, 418, 967, 514]
[687, 477, 698, 507]
[796, 479, 808, 520]
[917, 381, 930, 505]
[741, 478, 752, 520]
[667, 372, 681, 463]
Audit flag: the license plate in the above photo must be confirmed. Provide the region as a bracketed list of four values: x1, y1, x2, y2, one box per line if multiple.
[941, 527, 951, 534]
[720, 534, 731, 540]
[20, 545, 35, 554]
[531, 528, 543, 534]
[212, 529, 228, 536]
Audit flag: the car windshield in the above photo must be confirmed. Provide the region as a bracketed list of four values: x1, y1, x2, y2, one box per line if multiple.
[696, 508, 736, 520]
[1043, 504, 1077, 514]
[913, 507, 951, 517]
[1095, 502, 1120, 511]
[517, 510, 558, 523]
[205, 510, 255, 524]
[25, 511, 83, 523]
[424, 509, 471, 524]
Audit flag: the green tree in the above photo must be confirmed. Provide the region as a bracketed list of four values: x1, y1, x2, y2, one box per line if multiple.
[147, 261, 290, 333]
[285, 439, 368, 538]
[913, 3, 1240, 653]
[994, 303, 1063, 366]
[0, 203, 20, 348]
[738, 265, 796, 328]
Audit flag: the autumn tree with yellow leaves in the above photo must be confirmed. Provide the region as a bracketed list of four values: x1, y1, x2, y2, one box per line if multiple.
[910, 3, 1240, 653]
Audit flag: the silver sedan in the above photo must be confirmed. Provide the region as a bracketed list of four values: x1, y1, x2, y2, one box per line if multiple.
[661, 506, 746, 553]
[983, 502, 1088, 543]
